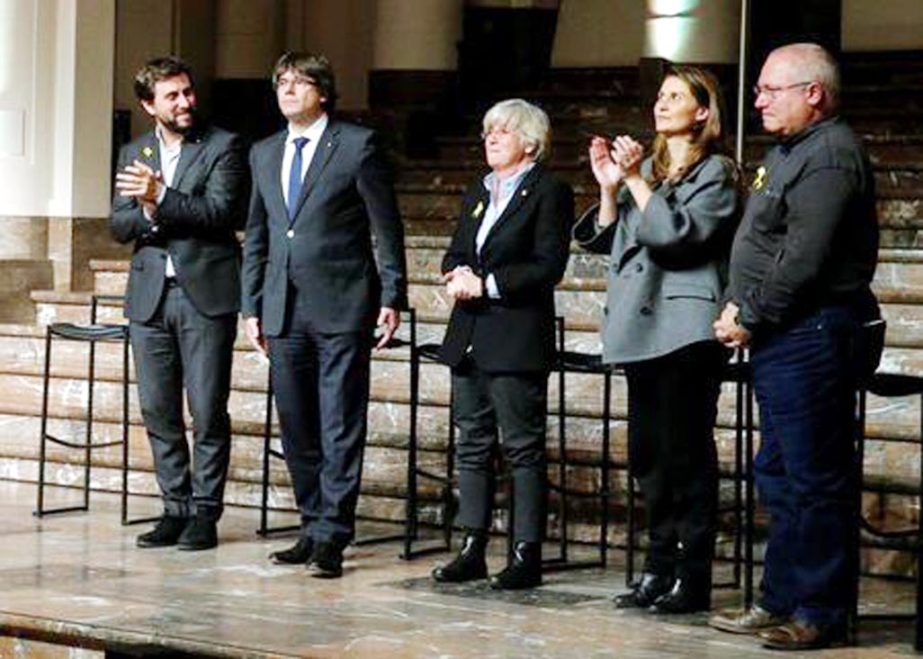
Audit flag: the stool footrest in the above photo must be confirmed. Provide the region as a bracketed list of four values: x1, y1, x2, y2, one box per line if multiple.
[44, 434, 124, 450]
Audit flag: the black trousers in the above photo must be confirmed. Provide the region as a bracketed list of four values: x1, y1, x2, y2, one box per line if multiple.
[130, 282, 237, 520]
[623, 341, 727, 587]
[268, 286, 372, 547]
[452, 359, 548, 543]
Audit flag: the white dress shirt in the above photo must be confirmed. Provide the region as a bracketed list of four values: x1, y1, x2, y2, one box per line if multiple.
[280, 114, 328, 208]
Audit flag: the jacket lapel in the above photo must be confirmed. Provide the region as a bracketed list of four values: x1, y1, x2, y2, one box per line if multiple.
[265, 132, 287, 220]
[137, 133, 161, 173]
[291, 122, 340, 223]
[466, 186, 491, 262]
[171, 127, 208, 188]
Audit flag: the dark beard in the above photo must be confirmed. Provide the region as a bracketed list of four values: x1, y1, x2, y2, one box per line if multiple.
[162, 108, 197, 136]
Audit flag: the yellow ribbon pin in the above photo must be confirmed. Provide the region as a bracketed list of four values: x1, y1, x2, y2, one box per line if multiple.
[141, 146, 154, 159]
[472, 200, 485, 219]
[752, 166, 767, 191]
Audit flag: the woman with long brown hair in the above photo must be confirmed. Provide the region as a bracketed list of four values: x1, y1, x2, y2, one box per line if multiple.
[574, 65, 740, 613]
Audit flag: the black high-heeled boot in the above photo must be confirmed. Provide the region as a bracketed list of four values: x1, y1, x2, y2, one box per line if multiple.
[432, 531, 488, 583]
[489, 541, 542, 590]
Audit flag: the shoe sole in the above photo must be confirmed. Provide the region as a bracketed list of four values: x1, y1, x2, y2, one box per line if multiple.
[136, 540, 179, 549]
[709, 619, 784, 635]
[176, 542, 217, 551]
[308, 567, 343, 578]
[270, 555, 310, 565]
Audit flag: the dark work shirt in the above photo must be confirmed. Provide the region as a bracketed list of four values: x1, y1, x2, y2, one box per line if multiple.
[726, 116, 879, 334]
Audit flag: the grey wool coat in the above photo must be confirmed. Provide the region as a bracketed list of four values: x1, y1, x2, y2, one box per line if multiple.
[573, 154, 740, 365]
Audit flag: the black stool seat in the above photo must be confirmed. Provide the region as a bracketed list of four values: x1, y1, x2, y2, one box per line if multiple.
[49, 323, 127, 341]
[556, 350, 611, 374]
[867, 372, 923, 398]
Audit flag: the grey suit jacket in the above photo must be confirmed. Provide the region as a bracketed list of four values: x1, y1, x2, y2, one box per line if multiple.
[573, 155, 740, 365]
[241, 120, 407, 336]
[109, 125, 249, 321]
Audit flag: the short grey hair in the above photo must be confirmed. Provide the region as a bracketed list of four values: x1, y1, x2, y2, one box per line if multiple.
[482, 99, 552, 162]
[774, 42, 841, 113]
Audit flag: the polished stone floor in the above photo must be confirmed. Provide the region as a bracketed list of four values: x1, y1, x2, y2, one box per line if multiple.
[0, 481, 918, 658]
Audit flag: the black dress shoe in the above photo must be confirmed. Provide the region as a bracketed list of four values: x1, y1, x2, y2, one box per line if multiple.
[270, 537, 314, 565]
[432, 533, 488, 583]
[177, 515, 218, 551]
[136, 516, 188, 548]
[489, 542, 542, 590]
[612, 572, 673, 608]
[648, 578, 710, 614]
[307, 542, 343, 578]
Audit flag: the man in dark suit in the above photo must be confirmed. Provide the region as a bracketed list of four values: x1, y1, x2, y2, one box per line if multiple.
[110, 56, 248, 551]
[241, 52, 407, 577]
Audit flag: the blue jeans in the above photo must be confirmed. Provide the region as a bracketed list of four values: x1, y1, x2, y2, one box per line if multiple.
[752, 305, 869, 626]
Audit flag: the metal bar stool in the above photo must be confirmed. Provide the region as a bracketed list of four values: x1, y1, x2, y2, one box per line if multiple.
[545, 319, 614, 572]
[851, 364, 923, 650]
[35, 294, 155, 525]
[256, 309, 417, 550]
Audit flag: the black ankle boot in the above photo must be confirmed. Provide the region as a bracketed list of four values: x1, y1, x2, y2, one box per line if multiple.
[432, 531, 488, 583]
[489, 541, 542, 590]
[649, 578, 711, 614]
[613, 572, 674, 608]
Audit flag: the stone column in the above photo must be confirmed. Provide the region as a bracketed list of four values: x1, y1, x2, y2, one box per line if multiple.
[644, 0, 741, 63]
[0, 0, 119, 316]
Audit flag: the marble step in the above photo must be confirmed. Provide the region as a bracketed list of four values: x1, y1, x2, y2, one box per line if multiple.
[4, 322, 923, 455]
[395, 185, 923, 227]
[32, 277, 923, 352]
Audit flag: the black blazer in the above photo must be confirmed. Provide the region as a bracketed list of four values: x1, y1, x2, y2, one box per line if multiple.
[109, 125, 249, 321]
[439, 165, 574, 373]
[241, 120, 407, 336]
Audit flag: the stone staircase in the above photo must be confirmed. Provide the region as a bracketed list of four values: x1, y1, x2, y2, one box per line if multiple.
[4, 58, 923, 570]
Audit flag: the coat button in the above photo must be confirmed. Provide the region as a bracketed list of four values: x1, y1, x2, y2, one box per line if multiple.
[286, 229, 294, 238]
[640, 306, 653, 316]
[635, 263, 643, 273]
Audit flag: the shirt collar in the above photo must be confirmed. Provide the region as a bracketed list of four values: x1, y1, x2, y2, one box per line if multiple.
[155, 125, 183, 152]
[287, 114, 328, 146]
[483, 161, 535, 195]
[778, 115, 840, 154]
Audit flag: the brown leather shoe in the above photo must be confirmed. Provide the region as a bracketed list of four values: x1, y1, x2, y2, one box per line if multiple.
[759, 620, 846, 651]
[709, 604, 789, 634]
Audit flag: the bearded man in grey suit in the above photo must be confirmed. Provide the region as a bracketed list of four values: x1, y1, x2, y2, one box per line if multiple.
[111, 56, 248, 551]
[241, 52, 407, 578]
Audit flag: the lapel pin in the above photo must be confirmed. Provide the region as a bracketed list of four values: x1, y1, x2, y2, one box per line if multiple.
[472, 200, 485, 219]
[141, 146, 154, 159]
[521, 188, 529, 197]
[752, 166, 767, 191]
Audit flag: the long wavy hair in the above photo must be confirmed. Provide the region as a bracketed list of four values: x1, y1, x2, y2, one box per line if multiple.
[649, 65, 728, 184]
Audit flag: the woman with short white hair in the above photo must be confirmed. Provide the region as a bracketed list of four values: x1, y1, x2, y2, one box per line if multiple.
[431, 98, 574, 590]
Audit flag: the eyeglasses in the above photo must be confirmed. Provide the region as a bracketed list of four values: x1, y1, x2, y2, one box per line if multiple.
[481, 126, 515, 141]
[752, 81, 814, 99]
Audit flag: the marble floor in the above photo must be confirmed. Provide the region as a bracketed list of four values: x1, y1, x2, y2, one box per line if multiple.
[0, 481, 917, 658]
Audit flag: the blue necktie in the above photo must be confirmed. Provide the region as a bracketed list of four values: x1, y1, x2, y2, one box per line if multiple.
[287, 137, 309, 219]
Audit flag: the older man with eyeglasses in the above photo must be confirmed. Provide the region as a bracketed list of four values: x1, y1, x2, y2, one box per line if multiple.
[710, 43, 881, 650]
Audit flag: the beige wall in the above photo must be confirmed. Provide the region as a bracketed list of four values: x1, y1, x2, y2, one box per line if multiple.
[552, 0, 645, 67]
[843, 0, 923, 51]
[215, 0, 282, 79]
[373, 0, 462, 70]
[296, 0, 378, 110]
[114, 1, 173, 138]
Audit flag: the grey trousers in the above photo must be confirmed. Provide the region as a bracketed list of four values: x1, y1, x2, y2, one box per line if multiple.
[451, 360, 548, 542]
[130, 283, 237, 520]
